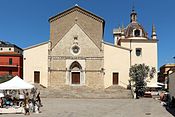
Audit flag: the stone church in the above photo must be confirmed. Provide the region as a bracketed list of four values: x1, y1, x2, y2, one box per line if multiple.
[23, 5, 158, 89]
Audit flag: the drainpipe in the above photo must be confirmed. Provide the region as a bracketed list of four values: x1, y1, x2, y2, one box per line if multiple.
[129, 39, 135, 98]
[48, 41, 52, 87]
[130, 39, 132, 67]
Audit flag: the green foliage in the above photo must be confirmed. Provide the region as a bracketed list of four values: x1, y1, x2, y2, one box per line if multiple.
[129, 64, 156, 97]
[129, 64, 149, 82]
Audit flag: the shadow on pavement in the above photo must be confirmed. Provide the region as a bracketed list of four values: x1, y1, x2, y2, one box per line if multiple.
[166, 107, 175, 116]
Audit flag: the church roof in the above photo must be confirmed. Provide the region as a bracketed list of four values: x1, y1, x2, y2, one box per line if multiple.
[48, 5, 105, 50]
[103, 41, 131, 51]
[125, 22, 147, 38]
[119, 8, 148, 39]
[24, 41, 48, 50]
[49, 5, 105, 23]
[0, 41, 23, 51]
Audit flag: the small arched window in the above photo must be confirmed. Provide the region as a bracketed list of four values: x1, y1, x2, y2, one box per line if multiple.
[134, 29, 140, 37]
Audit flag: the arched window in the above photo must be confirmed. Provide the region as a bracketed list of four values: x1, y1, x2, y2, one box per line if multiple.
[136, 48, 142, 56]
[134, 29, 140, 37]
[70, 61, 82, 70]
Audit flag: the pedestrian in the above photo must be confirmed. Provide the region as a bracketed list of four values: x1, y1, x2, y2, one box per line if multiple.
[36, 92, 42, 107]
[0, 97, 3, 108]
[24, 92, 30, 115]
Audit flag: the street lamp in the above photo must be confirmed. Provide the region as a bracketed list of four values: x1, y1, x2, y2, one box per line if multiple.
[173, 56, 175, 64]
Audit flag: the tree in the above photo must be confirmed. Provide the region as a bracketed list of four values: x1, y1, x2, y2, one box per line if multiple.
[129, 64, 156, 98]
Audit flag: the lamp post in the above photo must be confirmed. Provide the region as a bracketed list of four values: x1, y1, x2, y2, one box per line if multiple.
[173, 56, 175, 64]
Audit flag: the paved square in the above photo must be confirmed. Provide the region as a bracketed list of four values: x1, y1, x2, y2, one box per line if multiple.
[2, 98, 173, 117]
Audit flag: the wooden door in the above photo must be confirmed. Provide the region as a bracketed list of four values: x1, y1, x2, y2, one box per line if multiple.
[72, 72, 80, 84]
[113, 73, 118, 85]
[34, 71, 40, 83]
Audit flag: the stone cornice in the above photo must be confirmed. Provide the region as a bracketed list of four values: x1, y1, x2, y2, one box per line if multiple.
[119, 39, 158, 43]
[50, 69, 103, 72]
[49, 56, 104, 60]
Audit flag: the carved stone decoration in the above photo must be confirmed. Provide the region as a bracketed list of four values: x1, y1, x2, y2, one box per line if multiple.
[70, 35, 81, 56]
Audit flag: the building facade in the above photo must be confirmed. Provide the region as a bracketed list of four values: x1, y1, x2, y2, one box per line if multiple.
[23, 42, 48, 86]
[158, 64, 175, 83]
[0, 41, 23, 78]
[24, 6, 158, 89]
[168, 71, 175, 98]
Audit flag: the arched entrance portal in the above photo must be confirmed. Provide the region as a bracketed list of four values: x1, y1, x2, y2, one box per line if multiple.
[70, 61, 82, 85]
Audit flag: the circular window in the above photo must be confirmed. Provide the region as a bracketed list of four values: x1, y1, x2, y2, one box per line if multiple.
[72, 46, 79, 54]
[71, 45, 80, 55]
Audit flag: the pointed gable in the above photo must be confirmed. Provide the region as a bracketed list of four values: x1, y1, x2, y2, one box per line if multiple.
[49, 5, 105, 49]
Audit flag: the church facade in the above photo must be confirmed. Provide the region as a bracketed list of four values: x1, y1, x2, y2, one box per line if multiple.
[23, 6, 158, 89]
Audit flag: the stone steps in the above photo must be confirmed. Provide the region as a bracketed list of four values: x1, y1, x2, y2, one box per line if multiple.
[38, 85, 133, 99]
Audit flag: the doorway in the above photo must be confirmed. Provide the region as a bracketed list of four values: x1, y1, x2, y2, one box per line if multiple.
[113, 72, 119, 85]
[34, 71, 40, 83]
[72, 72, 80, 84]
[69, 61, 82, 85]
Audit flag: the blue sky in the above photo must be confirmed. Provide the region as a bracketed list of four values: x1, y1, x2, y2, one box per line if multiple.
[0, 0, 174, 68]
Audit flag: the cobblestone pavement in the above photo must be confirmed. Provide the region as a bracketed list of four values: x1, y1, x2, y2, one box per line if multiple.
[1, 98, 173, 117]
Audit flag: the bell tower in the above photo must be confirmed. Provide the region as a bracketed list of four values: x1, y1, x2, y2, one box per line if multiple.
[151, 24, 157, 40]
[130, 7, 137, 23]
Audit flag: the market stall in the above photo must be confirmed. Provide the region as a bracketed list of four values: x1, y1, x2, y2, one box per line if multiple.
[0, 76, 38, 114]
[0, 76, 34, 90]
[145, 82, 163, 98]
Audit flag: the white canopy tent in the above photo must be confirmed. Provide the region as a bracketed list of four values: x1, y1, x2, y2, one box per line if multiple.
[146, 80, 164, 88]
[146, 84, 162, 88]
[146, 82, 163, 88]
[0, 76, 34, 90]
[157, 82, 165, 86]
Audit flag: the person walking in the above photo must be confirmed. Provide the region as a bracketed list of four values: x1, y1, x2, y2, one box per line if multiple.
[36, 92, 42, 107]
[24, 92, 30, 115]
